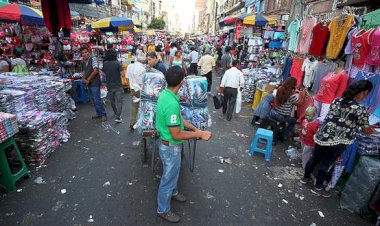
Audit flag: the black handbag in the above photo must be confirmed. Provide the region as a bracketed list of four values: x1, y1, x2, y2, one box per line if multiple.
[213, 93, 224, 109]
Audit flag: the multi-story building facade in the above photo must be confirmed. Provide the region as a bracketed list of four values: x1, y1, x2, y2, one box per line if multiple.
[215, 0, 245, 33]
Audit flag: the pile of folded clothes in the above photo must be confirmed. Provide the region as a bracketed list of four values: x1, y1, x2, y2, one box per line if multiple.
[0, 112, 19, 143]
[15, 111, 61, 166]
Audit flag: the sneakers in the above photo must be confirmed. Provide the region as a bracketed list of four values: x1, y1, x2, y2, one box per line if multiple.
[300, 177, 312, 185]
[129, 125, 135, 131]
[158, 211, 181, 223]
[115, 117, 122, 123]
[172, 193, 187, 203]
[101, 116, 107, 122]
[310, 187, 331, 198]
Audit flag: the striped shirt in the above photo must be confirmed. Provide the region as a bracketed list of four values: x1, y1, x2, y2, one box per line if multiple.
[274, 94, 299, 116]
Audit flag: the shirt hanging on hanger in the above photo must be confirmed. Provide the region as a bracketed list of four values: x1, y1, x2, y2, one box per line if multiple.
[309, 22, 330, 57]
[365, 26, 380, 66]
[315, 71, 349, 104]
[297, 17, 317, 54]
[351, 29, 374, 68]
[287, 19, 301, 51]
[301, 57, 318, 88]
[326, 15, 355, 59]
[311, 61, 338, 94]
[290, 56, 305, 87]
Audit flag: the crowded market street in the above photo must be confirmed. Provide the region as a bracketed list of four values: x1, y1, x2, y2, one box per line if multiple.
[0, 74, 371, 225]
[1, 0, 380, 225]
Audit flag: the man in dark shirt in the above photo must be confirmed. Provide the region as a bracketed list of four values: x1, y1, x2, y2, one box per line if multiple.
[147, 51, 167, 75]
[220, 46, 232, 79]
[102, 50, 123, 122]
[81, 46, 107, 122]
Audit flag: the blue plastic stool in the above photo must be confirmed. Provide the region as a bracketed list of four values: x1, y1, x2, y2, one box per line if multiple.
[73, 80, 89, 103]
[248, 128, 273, 161]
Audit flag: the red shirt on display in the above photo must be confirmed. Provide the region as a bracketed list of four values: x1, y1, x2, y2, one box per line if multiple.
[315, 71, 348, 104]
[351, 29, 375, 68]
[365, 26, 380, 66]
[290, 57, 305, 87]
[300, 119, 319, 147]
[309, 23, 330, 57]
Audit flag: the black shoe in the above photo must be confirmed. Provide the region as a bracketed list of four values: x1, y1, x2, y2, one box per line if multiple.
[310, 187, 331, 198]
[129, 125, 135, 131]
[227, 118, 231, 121]
[300, 177, 312, 185]
[171, 193, 187, 203]
[158, 211, 181, 223]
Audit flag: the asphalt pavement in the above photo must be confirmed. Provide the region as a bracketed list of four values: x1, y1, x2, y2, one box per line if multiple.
[0, 72, 371, 226]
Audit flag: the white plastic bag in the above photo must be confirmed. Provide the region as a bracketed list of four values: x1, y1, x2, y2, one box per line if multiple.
[100, 86, 108, 99]
[235, 89, 242, 114]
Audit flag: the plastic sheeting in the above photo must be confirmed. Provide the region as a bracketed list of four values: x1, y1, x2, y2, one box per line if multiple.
[140, 72, 166, 101]
[181, 106, 211, 130]
[340, 156, 380, 213]
[357, 133, 380, 156]
[180, 76, 208, 108]
[136, 100, 157, 133]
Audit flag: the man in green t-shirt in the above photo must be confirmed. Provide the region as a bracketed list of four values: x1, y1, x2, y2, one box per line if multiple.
[156, 66, 212, 223]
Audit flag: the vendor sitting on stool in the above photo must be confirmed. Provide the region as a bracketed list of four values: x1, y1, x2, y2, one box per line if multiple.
[269, 77, 305, 140]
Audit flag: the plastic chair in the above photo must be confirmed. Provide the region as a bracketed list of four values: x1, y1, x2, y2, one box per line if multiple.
[260, 116, 285, 145]
[248, 128, 273, 161]
[73, 80, 89, 103]
[0, 137, 31, 193]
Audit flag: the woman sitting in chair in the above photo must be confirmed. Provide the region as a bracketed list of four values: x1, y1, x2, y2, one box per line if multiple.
[269, 77, 305, 140]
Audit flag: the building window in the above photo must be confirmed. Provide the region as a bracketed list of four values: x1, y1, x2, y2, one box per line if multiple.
[152, 2, 156, 18]
[274, 0, 282, 9]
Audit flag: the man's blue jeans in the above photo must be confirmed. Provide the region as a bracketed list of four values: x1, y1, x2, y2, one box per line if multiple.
[270, 109, 296, 138]
[157, 143, 182, 213]
[88, 86, 106, 117]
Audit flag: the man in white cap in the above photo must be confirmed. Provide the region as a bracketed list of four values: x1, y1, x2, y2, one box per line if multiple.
[127, 54, 147, 131]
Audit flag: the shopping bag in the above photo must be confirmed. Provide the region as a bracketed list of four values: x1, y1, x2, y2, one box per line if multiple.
[235, 89, 242, 113]
[213, 93, 224, 109]
[100, 86, 108, 99]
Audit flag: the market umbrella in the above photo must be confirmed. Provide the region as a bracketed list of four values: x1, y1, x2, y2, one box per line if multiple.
[91, 16, 134, 32]
[243, 14, 276, 26]
[224, 16, 237, 24]
[0, 3, 44, 25]
[133, 19, 142, 28]
[146, 29, 155, 36]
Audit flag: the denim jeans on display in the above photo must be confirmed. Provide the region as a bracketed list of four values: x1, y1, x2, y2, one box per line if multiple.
[88, 86, 107, 117]
[157, 143, 182, 213]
